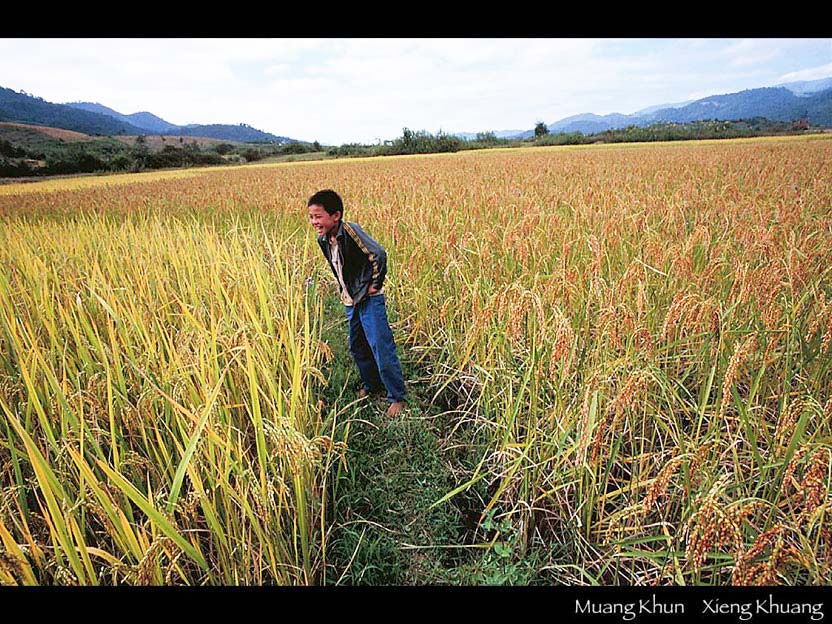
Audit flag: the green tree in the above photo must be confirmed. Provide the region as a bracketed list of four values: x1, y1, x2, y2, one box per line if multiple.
[534, 122, 549, 138]
[241, 148, 264, 162]
[111, 154, 133, 170]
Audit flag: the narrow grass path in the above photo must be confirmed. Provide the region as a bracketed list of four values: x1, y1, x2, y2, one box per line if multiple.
[317, 294, 493, 584]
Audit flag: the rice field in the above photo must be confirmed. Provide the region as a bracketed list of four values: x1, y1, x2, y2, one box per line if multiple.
[1, 134, 830, 585]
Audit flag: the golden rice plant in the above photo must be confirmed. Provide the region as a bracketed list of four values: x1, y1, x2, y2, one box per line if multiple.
[0, 205, 341, 584]
[1, 133, 830, 585]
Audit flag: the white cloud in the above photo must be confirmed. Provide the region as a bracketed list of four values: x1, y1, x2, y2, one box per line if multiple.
[778, 62, 832, 83]
[720, 39, 783, 67]
[263, 63, 294, 77]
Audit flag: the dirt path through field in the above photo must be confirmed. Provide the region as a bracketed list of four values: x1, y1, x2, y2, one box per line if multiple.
[318, 294, 485, 584]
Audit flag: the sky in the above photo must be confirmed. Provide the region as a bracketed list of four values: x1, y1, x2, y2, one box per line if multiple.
[1, 38, 831, 145]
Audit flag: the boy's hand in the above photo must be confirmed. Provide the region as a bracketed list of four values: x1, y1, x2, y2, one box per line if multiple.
[368, 285, 379, 295]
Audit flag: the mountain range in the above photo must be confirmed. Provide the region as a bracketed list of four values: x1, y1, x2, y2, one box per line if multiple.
[0, 87, 296, 143]
[65, 102, 180, 134]
[2, 77, 832, 146]
[455, 77, 832, 139]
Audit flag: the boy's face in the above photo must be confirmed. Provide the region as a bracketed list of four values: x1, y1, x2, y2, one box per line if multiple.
[308, 204, 340, 238]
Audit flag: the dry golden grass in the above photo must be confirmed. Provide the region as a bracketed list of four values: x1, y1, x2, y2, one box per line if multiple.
[0, 122, 94, 142]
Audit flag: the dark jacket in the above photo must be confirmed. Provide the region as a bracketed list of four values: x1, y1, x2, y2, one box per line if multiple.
[317, 220, 388, 306]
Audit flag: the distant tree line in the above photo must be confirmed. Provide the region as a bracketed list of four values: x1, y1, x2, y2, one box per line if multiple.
[534, 117, 814, 146]
[379, 128, 462, 154]
[319, 117, 820, 161]
[1, 140, 224, 177]
[0, 135, 326, 178]
[325, 128, 512, 159]
[0, 117, 820, 179]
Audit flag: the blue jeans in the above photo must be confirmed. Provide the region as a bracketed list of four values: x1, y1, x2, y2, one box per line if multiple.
[345, 294, 406, 404]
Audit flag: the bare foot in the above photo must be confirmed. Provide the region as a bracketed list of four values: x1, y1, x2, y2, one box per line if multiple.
[358, 388, 369, 398]
[386, 401, 405, 416]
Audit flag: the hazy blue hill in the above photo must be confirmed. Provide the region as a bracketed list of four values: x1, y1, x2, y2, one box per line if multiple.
[634, 99, 695, 115]
[66, 99, 291, 142]
[803, 87, 832, 126]
[65, 101, 129, 121]
[173, 123, 292, 142]
[645, 86, 831, 126]
[66, 103, 180, 134]
[550, 112, 645, 134]
[553, 112, 634, 128]
[511, 113, 643, 139]
[504, 79, 832, 139]
[125, 112, 179, 134]
[649, 87, 800, 123]
[556, 118, 634, 135]
[0, 88, 145, 135]
[64, 102, 282, 143]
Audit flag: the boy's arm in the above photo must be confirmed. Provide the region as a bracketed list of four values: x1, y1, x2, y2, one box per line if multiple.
[344, 222, 388, 290]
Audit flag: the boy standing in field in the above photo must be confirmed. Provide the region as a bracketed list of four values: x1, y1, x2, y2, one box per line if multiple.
[308, 189, 406, 416]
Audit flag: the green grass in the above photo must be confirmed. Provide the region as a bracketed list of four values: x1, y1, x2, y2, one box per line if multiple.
[316, 291, 565, 585]
[317, 292, 462, 583]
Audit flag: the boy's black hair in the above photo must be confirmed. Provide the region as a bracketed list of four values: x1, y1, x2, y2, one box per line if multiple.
[307, 189, 343, 218]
